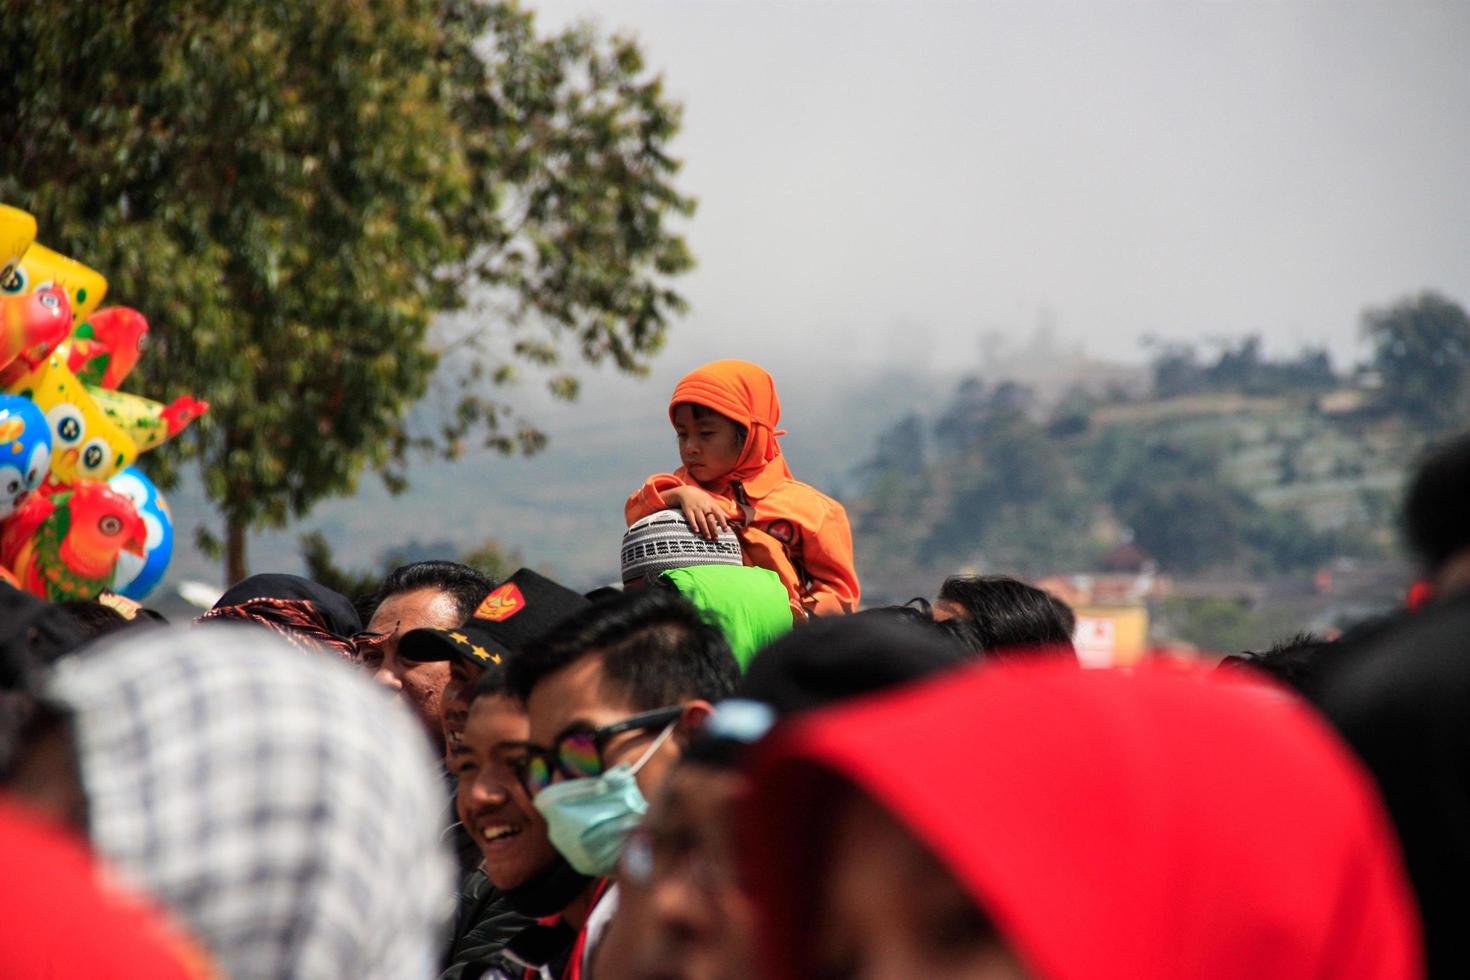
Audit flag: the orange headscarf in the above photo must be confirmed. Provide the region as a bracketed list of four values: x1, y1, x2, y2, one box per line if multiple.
[669, 360, 793, 484]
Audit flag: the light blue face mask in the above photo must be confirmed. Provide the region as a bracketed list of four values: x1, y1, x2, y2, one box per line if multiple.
[534, 721, 677, 876]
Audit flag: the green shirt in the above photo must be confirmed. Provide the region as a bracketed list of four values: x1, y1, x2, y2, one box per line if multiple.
[659, 565, 794, 670]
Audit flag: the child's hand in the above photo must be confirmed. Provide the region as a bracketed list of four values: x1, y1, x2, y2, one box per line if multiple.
[664, 486, 731, 540]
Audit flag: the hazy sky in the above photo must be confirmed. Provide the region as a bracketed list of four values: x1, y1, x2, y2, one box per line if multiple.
[536, 0, 1470, 371]
[171, 1, 1470, 591]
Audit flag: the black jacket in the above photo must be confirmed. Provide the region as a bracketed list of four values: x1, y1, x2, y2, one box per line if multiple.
[439, 868, 534, 979]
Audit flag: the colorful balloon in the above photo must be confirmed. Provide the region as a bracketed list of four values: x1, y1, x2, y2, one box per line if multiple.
[107, 466, 173, 600]
[85, 386, 207, 453]
[66, 306, 149, 389]
[0, 241, 107, 325]
[0, 204, 37, 288]
[1, 286, 72, 380]
[0, 479, 146, 602]
[0, 395, 52, 521]
[5, 352, 137, 485]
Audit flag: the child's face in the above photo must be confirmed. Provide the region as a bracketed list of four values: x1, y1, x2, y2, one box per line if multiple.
[674, 403, 745, 484]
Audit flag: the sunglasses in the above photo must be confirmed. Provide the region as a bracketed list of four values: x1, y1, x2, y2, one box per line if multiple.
[514, 704, 685, 796]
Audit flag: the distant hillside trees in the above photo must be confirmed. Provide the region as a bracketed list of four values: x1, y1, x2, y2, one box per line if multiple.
[1363, 291, 1470, 431]
[1149, 335, 1337, 399]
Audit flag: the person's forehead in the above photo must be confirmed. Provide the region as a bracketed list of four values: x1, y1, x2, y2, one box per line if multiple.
[933, 598, 968, 622]
[463, 695, 530, 747]
[526, 653, 637, 742]
[656, 766, 744, 830]
[367, 587, 461, 634]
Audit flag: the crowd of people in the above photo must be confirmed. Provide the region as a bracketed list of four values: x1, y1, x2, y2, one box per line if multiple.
[2, 357, 1469, 979]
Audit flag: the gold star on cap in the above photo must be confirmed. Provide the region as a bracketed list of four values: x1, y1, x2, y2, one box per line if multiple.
[449, 632, 469, 645]
[470, 644, 492, 662]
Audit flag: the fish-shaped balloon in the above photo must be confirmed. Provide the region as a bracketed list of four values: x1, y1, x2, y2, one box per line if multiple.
[1, 286, 72, 379]
[0, 394, 52, 521]
[0, 479, 146, 602]
[66, 306, 149, 389]
[86, 386, 208, 453]
[5, 352, 138, 485]
[0, 241, 107, 325]
[0, 204, 37, 288]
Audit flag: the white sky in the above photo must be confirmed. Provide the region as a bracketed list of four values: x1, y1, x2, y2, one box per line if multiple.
[535, 0, 1470, 371]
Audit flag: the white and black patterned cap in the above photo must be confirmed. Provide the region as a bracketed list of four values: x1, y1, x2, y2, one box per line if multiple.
[620, 510, 744, 583]
[51, 626, 454, 980]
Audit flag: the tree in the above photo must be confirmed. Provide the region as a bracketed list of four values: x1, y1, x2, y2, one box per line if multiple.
[1, 0, 694, 583]
[300, 529, 526, 616]
[1363, 291, 1470, 431]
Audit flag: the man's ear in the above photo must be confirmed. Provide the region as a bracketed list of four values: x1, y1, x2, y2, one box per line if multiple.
[677, 699, 716, 742]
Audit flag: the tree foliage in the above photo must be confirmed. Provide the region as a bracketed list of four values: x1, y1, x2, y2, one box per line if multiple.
[300, 529, 526, 617]
[1148, 335, 1337, 399]
[1, 0, 694, 582]
[1363, 291, 1470, 431]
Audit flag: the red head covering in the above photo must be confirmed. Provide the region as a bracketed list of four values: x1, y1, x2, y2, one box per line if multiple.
[0, 798, 218, 978]
[740, 660, 1422, 980]
[669, 360, 792, 484]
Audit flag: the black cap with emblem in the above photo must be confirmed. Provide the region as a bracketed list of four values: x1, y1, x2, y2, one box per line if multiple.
[397, 568, 590, 665]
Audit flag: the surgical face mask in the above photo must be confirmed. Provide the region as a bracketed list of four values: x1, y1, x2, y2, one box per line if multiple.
[534, 721, 676, 876]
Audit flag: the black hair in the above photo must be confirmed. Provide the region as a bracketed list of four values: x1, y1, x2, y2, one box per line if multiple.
[685, 402, 749, 448]
[864, 601, 987, 657]
[57, 600, 133, 640]
[1404, 432, 1470, 572]
[1217, 632, 1329, 696]
[369, 561, 493, 625]
[937, 575, 1077, 656]
[507, 588, 739, 709]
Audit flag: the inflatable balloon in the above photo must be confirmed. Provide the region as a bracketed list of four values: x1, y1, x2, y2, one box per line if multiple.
[0, 241, 107, 324]
[67, 305, 149, 389]
[6, 352, 137, 485]
[0, 395, 52, 520]
[0, 204, 37, 287]
[107, 466, 173, 600]
[0, 478, 146, 602]
[1, 285, 72, 379]
[86, 386, 207, 452]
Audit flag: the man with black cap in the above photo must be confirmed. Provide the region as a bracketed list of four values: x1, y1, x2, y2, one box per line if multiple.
[397, 569, 590, 979]
[399, 569, 593, 762]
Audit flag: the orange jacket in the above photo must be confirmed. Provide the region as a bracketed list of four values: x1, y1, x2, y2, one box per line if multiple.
[625, 360, 860, 616]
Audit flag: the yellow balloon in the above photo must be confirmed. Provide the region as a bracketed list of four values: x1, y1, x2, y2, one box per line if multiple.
[6, 351, 137, 485]
[0, 241, 107, 325]
[0, 204, 37, 289]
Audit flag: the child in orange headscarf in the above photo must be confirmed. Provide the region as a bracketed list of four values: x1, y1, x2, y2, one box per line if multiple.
[626, 360, 860, 616]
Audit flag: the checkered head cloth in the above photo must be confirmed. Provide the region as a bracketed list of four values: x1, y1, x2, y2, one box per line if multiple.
[620, 509, 744, 583]
[52, 626, 454, 980]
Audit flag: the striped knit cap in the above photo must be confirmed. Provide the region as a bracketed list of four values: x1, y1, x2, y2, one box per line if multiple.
[621, 510, 743, 583]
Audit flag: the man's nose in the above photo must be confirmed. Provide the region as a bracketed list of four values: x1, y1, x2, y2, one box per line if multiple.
[471, 774, 510, 807]
[373, 664, 402, 692]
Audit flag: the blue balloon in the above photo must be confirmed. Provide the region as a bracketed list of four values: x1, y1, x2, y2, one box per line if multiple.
[107, 465, 173, 600]
[0, 393, 52, 522]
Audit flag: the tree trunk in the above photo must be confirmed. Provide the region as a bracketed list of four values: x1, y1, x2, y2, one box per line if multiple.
[225, 516, 248, 586]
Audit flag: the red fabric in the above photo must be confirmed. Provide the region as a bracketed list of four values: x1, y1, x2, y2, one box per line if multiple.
[558, 878, 611, 980]
[0, 797, 218, 979]
[740, 660, 1423, 980]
